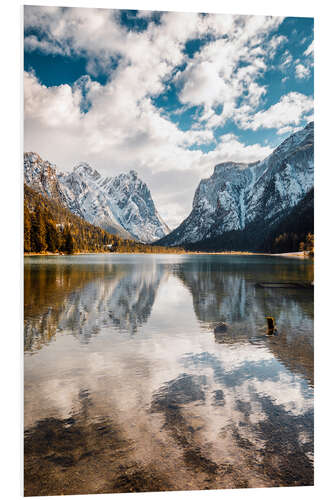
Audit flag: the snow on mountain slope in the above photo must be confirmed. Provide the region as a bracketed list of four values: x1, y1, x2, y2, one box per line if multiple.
[59, 164, 170, 242]
[24, 153, 170, 243]
[24, 153, 65, 204]
[244, 121, 314, 226]
[159, 122, 314, 246]
[57, 165, 134, 240]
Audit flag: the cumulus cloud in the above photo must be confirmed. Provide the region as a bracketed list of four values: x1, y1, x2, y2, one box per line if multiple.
[24, 71, 82, 127]
[267, 34, 287, 58]
[209, 133, 272, 164]
[25, 68, 273, 228]
[237, 92, 313, 131]
[277, 125, 302, 136]
[176, 15, 283, 127]
[24, 6, 124, 66]
[24, 34, 68, 56]
[293, 40, 314, 82]
[295, 63, 311, 80]
[24, 7, 312, 229]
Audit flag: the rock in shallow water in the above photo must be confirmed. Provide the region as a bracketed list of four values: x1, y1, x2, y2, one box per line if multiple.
[214, 323, 228, 334]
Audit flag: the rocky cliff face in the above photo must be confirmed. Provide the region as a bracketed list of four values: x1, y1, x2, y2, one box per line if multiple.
[24, 154, 170, 243]
[24, 153, 65, 204]
[159, 122, 314, 247]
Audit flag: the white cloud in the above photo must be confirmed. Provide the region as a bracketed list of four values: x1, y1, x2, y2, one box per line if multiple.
[304, 40, 314, 57]
[24, 7, 208, 79]
[24, 8, 286, 138]
[24, 6, 124, 64]
[268, 34, 287, 58]
[278, 49, 293, 71]
[209, 133, 272, 164]
[277, 125, 302, 135]
[237, 92, 313, 131]
[25, 69, 273, 228]
[24, 71, 82, 127]
[305, 113, 314, 123]
[24, 34, 69, 56]
[295, 63, 311, 80]
[24, 7, 311, 230]
[175, 15, 283, 128]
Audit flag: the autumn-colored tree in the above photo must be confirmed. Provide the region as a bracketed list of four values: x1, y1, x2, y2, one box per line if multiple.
[46, 219, 60, 253]
[305, 233, 314, 256]
[24, 200, 31, 252]
[62, 226, 74, 254]
[31, 207, 47, 252]
[24, 184, 185, 255]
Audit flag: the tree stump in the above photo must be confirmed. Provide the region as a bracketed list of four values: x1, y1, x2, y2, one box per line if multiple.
[266, 316, 276, 334]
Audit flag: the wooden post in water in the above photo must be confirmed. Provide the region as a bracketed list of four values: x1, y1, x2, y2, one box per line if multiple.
[266, 316, 276, 335]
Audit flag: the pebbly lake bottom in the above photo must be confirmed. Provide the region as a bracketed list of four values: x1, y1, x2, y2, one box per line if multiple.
[24, 254, 314, 496]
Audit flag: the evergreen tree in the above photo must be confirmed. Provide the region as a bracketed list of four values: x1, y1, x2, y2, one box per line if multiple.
[63, 226, 74, 254]
[46, 220, 59, 253]
[24, 201, 31, 252]
[35, 207, 47, 252]
[305, 233, 314, 256]
[24, 184, 184, 255]
[30, 207, 47, 253]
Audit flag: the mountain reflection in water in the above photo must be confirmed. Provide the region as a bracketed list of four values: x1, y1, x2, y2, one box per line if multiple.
[24, 254, 314, 495]
[24, 257, 164, 350]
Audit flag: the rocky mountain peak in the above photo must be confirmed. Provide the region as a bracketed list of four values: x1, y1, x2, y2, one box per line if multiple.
[158, 122, 314, 247]
[24, 154, 170, 243]
[73, 162, 101, 181]
[129, 169, 138, 180]
[24, 151, 64, 203]
[213, 161, 249, 175]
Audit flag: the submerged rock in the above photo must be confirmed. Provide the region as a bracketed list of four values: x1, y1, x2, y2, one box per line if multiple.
[214, 322, 228, 334]
[266, 316, 278, 335]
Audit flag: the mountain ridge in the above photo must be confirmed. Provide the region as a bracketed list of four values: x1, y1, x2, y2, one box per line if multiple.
[24, 153, 170, 243]
[157, 122, 313, 250]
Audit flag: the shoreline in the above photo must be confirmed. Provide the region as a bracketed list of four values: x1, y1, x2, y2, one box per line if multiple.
[263, 251, 311, 259]
[24, 250, 311, 258]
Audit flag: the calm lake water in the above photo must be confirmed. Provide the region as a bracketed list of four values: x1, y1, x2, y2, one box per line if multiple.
[24, 254, 314, 495]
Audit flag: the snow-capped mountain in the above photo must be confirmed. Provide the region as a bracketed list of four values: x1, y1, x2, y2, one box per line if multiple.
[159, 122, 314, 247]
[59, 163, 170, 243]
[24, 152, 66, 204]
[24, 153, 170, 243]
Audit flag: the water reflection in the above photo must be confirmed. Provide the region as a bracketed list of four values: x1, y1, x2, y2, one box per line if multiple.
[175, 257, 313, 326]
[24, 254, 314, 494]
[174, 257, 313, 385]
[25, 257, 165, 351]
[179, 347, 313, 475]
[24, 388, 155, 497]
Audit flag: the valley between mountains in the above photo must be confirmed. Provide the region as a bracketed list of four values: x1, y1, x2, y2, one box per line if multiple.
[24, 122, 314, 254]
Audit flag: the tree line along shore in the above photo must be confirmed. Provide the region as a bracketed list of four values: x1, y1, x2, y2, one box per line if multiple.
[24, 184, 313, 256]
[24, 184, 184, 255]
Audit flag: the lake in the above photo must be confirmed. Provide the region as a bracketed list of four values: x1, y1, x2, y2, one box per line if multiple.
[24, 254, 314, 495]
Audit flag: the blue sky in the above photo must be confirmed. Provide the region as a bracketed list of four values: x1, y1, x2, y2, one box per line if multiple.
[24, 6, 314, 227]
